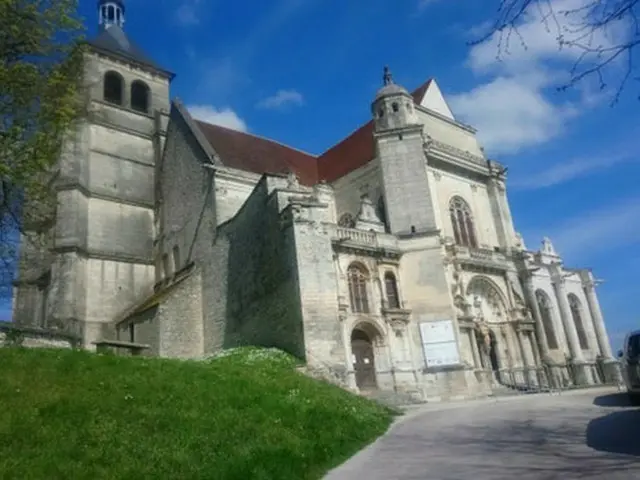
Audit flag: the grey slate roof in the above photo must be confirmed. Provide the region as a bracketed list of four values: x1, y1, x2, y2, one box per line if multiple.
[87, 26, 174, 78]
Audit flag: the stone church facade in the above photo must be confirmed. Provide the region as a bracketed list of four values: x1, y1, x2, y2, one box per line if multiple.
[12, 1, 618, 400]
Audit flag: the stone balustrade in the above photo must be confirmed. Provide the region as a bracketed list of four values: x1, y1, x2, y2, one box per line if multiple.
[330, 226, 400, 252]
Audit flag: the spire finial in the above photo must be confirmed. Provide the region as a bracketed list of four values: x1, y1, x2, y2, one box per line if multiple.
[383, 65, 393, 86]
[98, 0, 126, 30]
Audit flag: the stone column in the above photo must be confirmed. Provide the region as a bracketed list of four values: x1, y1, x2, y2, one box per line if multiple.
[553, 276, 590, 385]
[583, 280, 612, 358]
[515, 327, 536, 384]
[529, 331, 541, 366]
[469, 329, 482, 368]
[583, 278, 619, 383]
[521, 272, 550, 360]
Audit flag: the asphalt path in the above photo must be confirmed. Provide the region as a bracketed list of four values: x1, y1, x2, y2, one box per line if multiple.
[325, 388, 640, 480]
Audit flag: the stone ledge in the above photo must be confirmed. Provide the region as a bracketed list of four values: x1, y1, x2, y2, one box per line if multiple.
[0, 321, 80, 343]
[93, 339, 150, 356]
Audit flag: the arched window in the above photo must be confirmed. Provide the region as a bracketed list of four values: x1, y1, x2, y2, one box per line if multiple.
[338, 213, 356, 228]
[536, 290, 559, 350]
[172, 245, 181, 272]
[568, 294, 589, 350]
[449, 196, 478, 248]
[103, 71, 124, 105]
[131, 80, 150, 113]
[347, 263, 370, 314]
[384, 271, 400, 309]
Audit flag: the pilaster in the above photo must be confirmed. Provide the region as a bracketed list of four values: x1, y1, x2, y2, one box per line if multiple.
[582, 278, 613, 359]
[552, 275, 590, 385]
[521, 270, 551, 362]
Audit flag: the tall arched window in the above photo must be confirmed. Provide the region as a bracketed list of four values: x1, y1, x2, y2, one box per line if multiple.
[536, 290, 559, 350]
[384, 271, 400, 309]
[131, 80, 150, 113]
[348, 263, 370, 314]
[449, 196, 478, 248]
[568, 294, 589, 350]
[103, 71, 124, 105]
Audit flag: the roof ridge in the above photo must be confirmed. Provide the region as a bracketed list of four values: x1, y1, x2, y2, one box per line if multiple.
[194, 120, 318, 159]
[318, 120, 372, 158]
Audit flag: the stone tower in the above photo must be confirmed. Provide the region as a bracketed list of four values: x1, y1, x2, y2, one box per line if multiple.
[12, 0, 174, 347]
[372, 67, 436, 236]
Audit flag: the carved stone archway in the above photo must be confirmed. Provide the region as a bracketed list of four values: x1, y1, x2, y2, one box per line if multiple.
[466, 276, 509, 324]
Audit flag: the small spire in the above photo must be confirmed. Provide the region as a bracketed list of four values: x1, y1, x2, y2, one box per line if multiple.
[383, 65, 393, 86]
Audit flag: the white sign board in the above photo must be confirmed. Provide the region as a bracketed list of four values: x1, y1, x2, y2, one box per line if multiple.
[419, 320, 460, 367]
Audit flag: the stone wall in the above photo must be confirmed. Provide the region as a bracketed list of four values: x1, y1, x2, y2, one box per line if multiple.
[206, 178, 305, 358]
[331, 160, 381, 223]
[12, 48, 171, 348]
[0, 322, 77, 349]
[117, 269, 205, 358]
[156, 103, 215, 280]
[287, 188, 345, 375]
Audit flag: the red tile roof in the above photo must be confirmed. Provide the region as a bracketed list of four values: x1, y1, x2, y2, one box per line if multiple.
[195, 120, 318, 185]
[192, 79, 432, 186]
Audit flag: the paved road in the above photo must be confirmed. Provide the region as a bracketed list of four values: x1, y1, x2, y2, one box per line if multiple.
[325, 388, 640, 480]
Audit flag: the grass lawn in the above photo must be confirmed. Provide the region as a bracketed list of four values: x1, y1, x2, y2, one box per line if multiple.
[0, 346, 396, 479]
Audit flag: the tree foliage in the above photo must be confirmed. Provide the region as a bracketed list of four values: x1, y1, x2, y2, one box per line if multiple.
[0, 0, 85, 302]
[473, 0, 640, 102]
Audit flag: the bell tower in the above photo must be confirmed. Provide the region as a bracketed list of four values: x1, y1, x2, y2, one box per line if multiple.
[11, 0, 174, 346]
[373, 66, 438, 236]
[98, 0, 125, 30]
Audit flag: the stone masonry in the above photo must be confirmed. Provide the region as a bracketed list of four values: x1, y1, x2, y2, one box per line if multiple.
[11, 5, 620, 401]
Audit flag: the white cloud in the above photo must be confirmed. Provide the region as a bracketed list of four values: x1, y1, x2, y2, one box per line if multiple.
[449, 76, 577, 155]
[417, 0, 440, 11]
[468, 0, 626, 76]
[256, 89, 304, 110]
[525, 196, 640, 261]
[176, 0, 201, 26]
[510, 150, 639, 190]
[187, 105, 248, 132]
[450, 0, 628, 156]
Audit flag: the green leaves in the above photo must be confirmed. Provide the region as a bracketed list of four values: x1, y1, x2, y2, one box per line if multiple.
[0, 0, 86, 284]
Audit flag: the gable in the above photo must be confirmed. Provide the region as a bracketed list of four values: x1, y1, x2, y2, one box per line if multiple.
[416, 79, 455, 121]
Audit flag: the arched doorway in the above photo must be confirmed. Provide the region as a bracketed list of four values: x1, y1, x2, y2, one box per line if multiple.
[351, 328, 377, 390]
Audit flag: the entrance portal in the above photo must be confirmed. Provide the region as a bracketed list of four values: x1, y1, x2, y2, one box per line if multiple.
[351, 328, 377, 390]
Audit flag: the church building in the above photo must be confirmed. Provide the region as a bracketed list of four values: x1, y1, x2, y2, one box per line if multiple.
[11, 1, 618, 400]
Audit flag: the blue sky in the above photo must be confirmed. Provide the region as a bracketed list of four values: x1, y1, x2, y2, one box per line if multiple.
[3, 0, 638, 350]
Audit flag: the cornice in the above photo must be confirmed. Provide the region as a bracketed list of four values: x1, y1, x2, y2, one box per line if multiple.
[55, 181, 154, 209]
[51, 245, 154, 265]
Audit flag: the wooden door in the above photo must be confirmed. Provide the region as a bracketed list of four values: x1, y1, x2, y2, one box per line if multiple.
[352, 336, 377, 390]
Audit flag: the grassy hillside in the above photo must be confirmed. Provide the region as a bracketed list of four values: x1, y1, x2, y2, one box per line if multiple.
[0, 347, 395, 479]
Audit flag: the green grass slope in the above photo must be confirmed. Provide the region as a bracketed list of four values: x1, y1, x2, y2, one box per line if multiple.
[0, 347, 395, 480]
